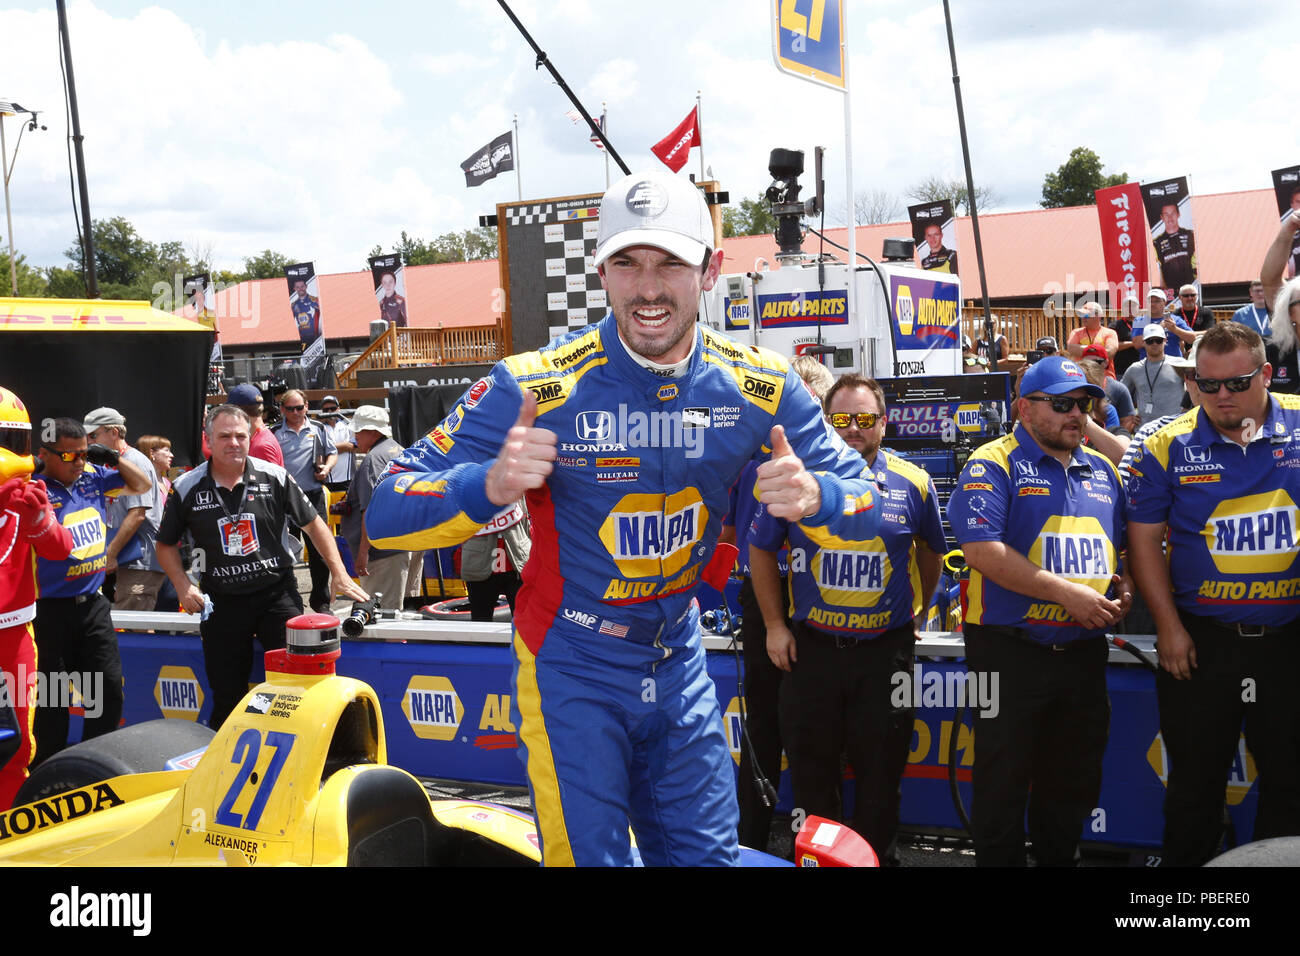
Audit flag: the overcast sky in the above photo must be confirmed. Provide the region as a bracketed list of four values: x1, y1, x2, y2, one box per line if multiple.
[1, 0, 1293, 276]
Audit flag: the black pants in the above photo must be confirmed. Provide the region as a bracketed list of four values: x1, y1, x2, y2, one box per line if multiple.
[466, 572, 521, 622]
[200, 579, 303, 729]
[1158, 612, 1300, 866]
[32, 593, 125, 765]
[736, 575, 786, 852]
[292, 487, 331, 612]
[964, 625, 1109, 867]
[780, 620, 915, 865]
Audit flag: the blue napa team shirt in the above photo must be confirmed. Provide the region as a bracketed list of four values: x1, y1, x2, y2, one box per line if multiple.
[947, 422, 1126, 644]
[751, 450, 946, 637]
[35, 464, 125, 598]
[1127, 394, 1300, 627]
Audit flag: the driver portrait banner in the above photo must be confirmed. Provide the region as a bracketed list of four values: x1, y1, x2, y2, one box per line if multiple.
[1141, 176, 1198, 295]
[285, 262, 323, 352]
[1094, 182, 1149, 303]
[1270, 164, 1300, 276]
[369, 254, 408, 328]
[908, 201, 958, 274]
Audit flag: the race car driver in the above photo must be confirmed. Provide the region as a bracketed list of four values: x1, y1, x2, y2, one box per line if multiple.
[0, 387, 74, 808]
[366, 168, 882, 866]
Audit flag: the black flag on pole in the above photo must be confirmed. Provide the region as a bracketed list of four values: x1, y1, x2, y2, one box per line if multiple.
[461, 131, 514, 187]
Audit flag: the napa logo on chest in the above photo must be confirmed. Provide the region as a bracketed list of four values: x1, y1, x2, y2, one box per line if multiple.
[598, 490, 707, 579]
[63, 506, 105, 561]
[1027, 516, 1114, 590]
[810, 543, 892, 606]
[1204, 492, 1300, 575]
[402, 676, 464, 741]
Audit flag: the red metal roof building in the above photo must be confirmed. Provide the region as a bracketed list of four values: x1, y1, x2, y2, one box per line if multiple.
[200, 187, 1282, 353]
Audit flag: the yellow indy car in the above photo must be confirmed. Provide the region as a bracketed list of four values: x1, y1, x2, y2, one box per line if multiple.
[0, 614, 541, 866]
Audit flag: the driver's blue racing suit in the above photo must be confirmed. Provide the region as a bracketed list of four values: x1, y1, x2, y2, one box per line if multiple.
[366, 314, 882, 865]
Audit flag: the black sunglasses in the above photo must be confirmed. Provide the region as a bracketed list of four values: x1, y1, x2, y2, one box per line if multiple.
[830, 412, 880, 429]
[1194, 365, 1264, 394]
[282, 404, 306, 412]
[1025, 395, 1093, 414]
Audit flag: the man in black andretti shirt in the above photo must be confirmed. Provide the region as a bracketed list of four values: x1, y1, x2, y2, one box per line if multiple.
[378, 271, 408, 327]
[919, 223, 958, 274]
[156, 405, 368, 727]
[1153, 203, 1197, 293]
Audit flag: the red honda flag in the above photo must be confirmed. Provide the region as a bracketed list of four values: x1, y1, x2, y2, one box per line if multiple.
[651, 106, 700, 173]
[1095, 182, 1149, 303]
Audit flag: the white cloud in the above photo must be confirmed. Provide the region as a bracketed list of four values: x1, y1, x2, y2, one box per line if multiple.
[0, 0, 1294, 282]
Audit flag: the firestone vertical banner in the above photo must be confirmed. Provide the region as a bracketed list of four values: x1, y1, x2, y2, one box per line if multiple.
[368, 254, 408, 328]
[285, 262, 323, 351]
[1141, 176, 1197, 295]
[908, 201, 958, 274]
[1094, 183, 1149, 303]
[1270, 165, 1300, 276]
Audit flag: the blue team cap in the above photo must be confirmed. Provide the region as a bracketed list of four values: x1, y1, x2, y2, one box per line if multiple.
[1019, 356, 1104, 398]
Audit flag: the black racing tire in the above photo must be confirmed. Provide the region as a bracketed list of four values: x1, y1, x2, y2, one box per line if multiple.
[419, 596, 512, 623]
[14, 718, 215, 807]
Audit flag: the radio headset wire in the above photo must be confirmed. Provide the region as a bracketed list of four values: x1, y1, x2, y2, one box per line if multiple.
[805, 227, 902, 377]
[722, 596, 779, 817]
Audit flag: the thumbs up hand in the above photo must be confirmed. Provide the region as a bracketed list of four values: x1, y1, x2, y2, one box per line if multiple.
[756, 425, 821, 521]
[485, 388, 558, 507]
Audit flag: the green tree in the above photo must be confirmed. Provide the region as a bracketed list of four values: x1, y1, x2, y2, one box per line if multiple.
[1040, 147, 1127, 208]
[722, 194, 778, 238]
[906, 176, 1000, 215]
[0, 250, 49, 296]
[241, 249, 294, 280]
[56, 216, 198, 300]
[375, 228, 498, 266]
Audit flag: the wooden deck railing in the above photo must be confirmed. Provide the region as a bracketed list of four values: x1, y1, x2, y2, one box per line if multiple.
[337, 323, 505, 387]
[960, 306, 1222, 355]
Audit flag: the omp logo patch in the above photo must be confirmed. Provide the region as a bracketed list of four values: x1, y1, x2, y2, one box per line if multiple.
[598, 490, 707, 579]
[402, 676, 464, 741]
[812, 544, 891, 606]
[64, 507, 105, 561]
[155, 665, 204, 721]
[1028, 516, 1114, 591]
[1205, 492, 1300, 574]
[528, 380, 565, 406]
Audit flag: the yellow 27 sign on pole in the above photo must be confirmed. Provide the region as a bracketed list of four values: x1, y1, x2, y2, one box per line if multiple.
[772, 0, 845, 90]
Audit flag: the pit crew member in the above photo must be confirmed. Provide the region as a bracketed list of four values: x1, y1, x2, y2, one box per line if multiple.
[1128, 322, 1300, 866]
[948, 357, 1131, 866]
[32, 418, 152, 764]
[0, 388, 74, 807]
[157, 405, 367, 728]
[750, 374, 944, 864]
[365, 169, 881, 867]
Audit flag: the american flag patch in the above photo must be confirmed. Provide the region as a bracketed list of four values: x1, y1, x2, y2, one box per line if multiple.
[599, 620, 629, 638]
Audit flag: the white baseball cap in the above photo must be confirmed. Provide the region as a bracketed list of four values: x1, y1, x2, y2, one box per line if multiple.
[593, 169, 713, 269]
[350, 405, 392, 439]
